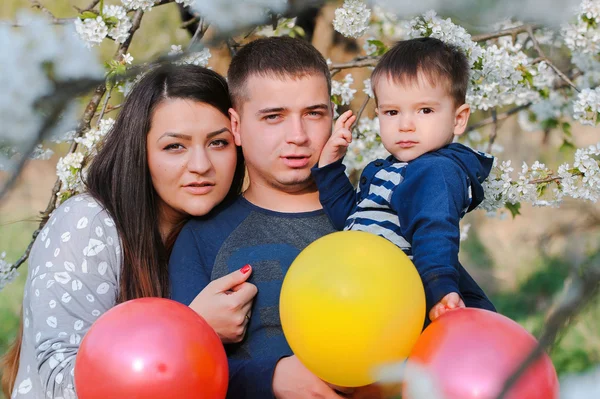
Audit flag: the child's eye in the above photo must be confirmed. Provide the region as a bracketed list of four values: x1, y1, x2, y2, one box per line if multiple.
[384, 110, 398, 116]
[419, 108, 434, 114]
[209, 139, 229, 148]
[163, 143, 184, 151]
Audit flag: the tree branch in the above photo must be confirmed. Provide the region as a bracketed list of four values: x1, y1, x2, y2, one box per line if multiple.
[495, 258, 600, 399]
[526, 26, 580, 93]
[6, 9, 146, 274]
[351, 95, 371, 132]
[486, 109, 498, 153]
[471, 24, 540, 43]
[467, 103, 531, 133]
[28, 0, 73, 24]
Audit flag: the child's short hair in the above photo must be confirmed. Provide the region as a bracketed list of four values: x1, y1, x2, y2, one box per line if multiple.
[228, 36, 331, 108]
[371, 37, 470, 106]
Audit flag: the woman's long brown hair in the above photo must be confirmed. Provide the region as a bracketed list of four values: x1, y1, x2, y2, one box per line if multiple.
[1, 64, 245, 397]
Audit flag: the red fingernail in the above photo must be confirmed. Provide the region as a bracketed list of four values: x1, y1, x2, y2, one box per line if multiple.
[241, 264, 251, 274]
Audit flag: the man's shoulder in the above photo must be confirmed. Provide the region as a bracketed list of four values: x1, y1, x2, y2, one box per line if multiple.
[183, 197, 251, 240]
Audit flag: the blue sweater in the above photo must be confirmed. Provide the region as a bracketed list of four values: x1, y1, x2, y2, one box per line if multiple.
[312, 143, 495, 314]
[169, 197, 335, 398]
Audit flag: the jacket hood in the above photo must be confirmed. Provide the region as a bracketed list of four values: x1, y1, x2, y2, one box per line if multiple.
[437, 143, 494, 212]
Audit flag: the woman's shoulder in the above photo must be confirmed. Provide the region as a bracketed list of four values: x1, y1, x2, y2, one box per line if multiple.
[46, 193, 116, 230]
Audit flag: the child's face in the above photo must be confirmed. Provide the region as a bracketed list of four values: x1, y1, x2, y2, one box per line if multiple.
[375, 74, 470, 162]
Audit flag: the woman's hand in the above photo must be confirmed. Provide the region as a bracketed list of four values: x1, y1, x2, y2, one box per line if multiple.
[189, 265, 258, 343]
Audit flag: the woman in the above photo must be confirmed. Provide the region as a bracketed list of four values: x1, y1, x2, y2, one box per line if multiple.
[2, 64, 256, 398]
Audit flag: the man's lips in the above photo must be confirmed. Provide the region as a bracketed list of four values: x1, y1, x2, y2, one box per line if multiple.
[281, 155, 311, 168]
[183, 182, 215, 194]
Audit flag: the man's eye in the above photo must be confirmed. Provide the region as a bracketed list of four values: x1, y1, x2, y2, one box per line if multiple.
[264, 114, 281, 121]
[307, 111, 323, 117]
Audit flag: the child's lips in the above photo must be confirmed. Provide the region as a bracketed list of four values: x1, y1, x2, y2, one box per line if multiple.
[397, 141, 418, 148]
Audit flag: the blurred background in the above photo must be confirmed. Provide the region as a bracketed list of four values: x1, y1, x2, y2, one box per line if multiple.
[1, 1, 599, 398]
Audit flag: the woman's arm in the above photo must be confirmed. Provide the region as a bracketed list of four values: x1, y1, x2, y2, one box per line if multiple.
[169, 223, 257, 344]
[25, 197, 120, 397]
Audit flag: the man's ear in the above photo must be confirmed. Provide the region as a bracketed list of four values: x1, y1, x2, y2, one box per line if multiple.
[453, 103, 471, 136]
[229, 108, 242, 146]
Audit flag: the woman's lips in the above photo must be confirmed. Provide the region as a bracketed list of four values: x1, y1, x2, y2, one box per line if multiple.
[183, 184, 214, 195]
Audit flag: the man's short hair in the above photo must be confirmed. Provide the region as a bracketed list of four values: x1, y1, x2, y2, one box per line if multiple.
[371, 37, 470, 106]
[227, 36, 331, 108]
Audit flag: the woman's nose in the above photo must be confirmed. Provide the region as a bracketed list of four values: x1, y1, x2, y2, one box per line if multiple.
[187, 148, 212, 174]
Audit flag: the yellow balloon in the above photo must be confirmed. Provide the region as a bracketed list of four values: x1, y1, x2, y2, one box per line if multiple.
[280, 230, 425, 387]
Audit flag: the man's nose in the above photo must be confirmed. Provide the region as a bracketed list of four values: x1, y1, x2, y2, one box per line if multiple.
[286, 116, 310, 145]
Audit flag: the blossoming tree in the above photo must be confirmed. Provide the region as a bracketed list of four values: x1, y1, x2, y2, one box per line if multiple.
[1, 0, 599, 397]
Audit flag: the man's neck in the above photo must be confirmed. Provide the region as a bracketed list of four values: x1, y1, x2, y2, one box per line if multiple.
[243, 181, 323, 213]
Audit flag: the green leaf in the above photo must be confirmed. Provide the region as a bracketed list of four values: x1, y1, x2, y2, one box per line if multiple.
[540, 118, 559, 131]
[561, 122, 572, 137]
[367, 39, 388, 56]
[104, 16, 119, 28]
[505, 202, 521, 218]
[80, 11, 98, 20]
[560, 139, 576, 153]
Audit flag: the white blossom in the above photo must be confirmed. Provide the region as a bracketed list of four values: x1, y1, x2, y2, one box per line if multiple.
[56, 152, 85, 196]
[517, 91, 571, 132]
[560, 366, 600, 398]
[363, 78, 374, 97]
[176, 0, 196, 6]
[368, 5, 409, 40]
[191, 0, 286, 32]
[333, 0, 372, 39]
[1, 12, 102, 165]
[343, 117, 390, 173]
[573, 87, 600, 125]
[256, 17, 301, 37]
[122, 53, 134, 65]
[169, 45, 211, 67]
[332, 74, 357, 106]
[121, 0, 156, 12]
[0, 252, 18, 291]
[74, 16, 108, 48]
[103, 5, 132, 44]
[562, 0, 600, 55]
[460, 223, 471, 241]
[30, 145, 54, 161]
[74, 119, 115, 152]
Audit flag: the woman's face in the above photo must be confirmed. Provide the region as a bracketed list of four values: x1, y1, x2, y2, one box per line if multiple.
[147, 98, 237, 223]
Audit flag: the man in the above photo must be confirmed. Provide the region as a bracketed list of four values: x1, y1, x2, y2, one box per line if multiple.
[169, 36, 347, 399]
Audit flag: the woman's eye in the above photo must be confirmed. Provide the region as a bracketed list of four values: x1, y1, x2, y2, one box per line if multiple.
[419, 108, 434, 114]
[164, 143, 184, 151]
[209, 139, 229, 148]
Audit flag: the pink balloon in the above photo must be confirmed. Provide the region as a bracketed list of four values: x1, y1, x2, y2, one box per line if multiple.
[406, 308, 558, 399]
[75, 298, 228, 399]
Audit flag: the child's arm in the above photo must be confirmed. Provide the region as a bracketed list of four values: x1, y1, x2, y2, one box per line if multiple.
[390, 157, 468, 318]
[311, 111, 359, 230]
[318, 110, 356, 167]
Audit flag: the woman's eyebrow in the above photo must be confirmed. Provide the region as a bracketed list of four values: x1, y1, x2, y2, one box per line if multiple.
[157, 132, 192, 142]
[206, 127, 231, 139]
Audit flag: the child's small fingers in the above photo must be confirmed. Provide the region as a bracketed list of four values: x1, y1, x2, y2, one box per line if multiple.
[344, 114, 357, 129]
[334, 110, 353, 129]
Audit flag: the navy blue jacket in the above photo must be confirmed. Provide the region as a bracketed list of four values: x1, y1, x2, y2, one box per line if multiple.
[312, 143, 496, 315]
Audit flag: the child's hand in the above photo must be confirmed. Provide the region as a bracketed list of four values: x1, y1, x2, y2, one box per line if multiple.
[318, 110, 356, 167]
[429, 292, 465, 321]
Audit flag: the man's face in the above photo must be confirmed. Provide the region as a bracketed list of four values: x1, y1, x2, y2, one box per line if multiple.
[230, 73, 332, 193]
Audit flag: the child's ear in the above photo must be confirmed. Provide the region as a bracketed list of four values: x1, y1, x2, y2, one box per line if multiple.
[229, 108, 242, 146]
[453, 103, 471, 136]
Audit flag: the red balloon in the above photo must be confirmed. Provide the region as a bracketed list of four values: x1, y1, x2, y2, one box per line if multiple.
[75, 298, 228, 399]
[405, 308, 558, 399]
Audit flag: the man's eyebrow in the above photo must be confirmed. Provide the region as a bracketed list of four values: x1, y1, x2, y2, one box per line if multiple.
[257, 107, 287, 115]
[157, 132, 192, 142]
[206, 127, 232, 139]
[305, 103, 329, 111]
